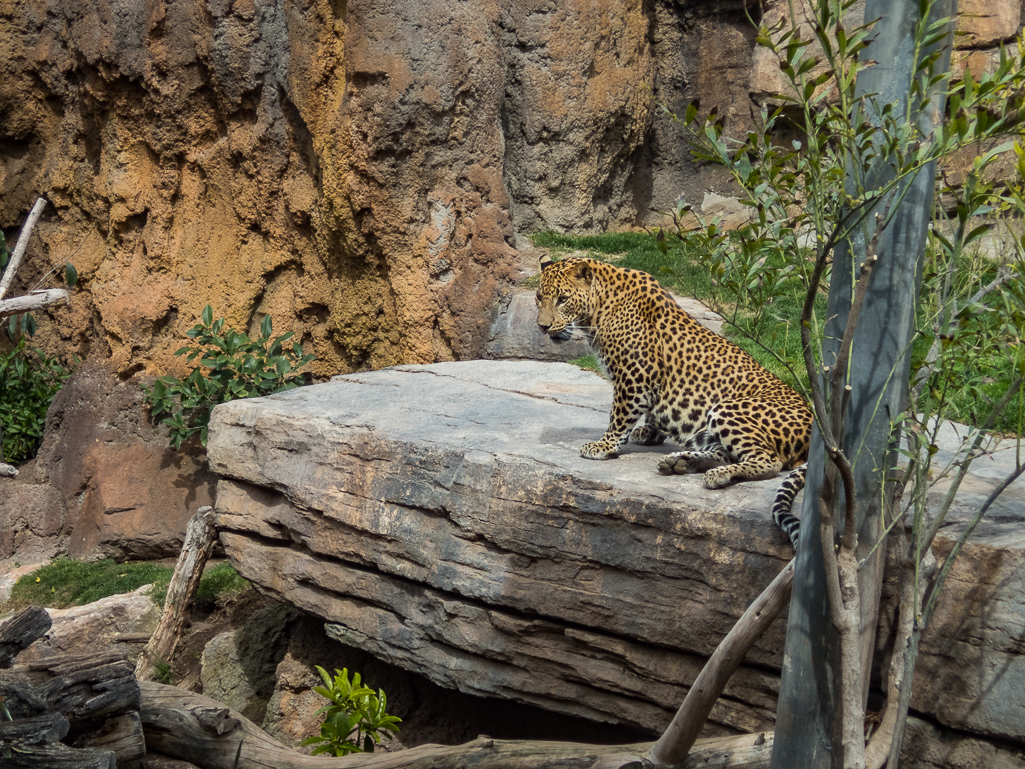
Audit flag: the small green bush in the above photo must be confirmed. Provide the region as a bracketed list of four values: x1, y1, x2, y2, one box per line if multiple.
[143, 305, 315, 450]
[0, 339, 74, 464]
[302, 666, 401, 756]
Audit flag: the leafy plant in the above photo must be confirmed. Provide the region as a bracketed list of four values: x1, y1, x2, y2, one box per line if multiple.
[143, 305, 315, 450]
[0, 338, 74, 464]
[301, 666, 401, 756]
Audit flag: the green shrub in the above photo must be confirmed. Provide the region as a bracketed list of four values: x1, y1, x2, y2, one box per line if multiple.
[0, 338, 74, 464]
[302, 666, 401, 756]
[143, 305, 315, 450]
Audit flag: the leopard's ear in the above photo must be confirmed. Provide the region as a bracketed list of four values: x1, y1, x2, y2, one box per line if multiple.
[569, 260, 593, 285]
[539, 253, 554, 272]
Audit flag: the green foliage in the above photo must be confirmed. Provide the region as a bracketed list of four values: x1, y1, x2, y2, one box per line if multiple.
[0, 338, 74, 464]
[152, 657, 176, 685]
[143, 305, 315, 450]
[301, 666, 401, 756]
[4, 559, 251, 611]
[653, 0, 1025, 430]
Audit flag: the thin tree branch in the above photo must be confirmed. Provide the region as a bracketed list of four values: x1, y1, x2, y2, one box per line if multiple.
[645, 560, 795, 766]
[0, 198, 47, 302]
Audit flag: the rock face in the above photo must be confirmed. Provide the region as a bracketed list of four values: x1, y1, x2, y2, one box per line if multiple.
[23, 361, 216, 560]
[207, 360, 1025, 754]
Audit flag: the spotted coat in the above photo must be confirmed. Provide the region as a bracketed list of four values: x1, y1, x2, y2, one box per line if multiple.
[536, 256, 812, 492]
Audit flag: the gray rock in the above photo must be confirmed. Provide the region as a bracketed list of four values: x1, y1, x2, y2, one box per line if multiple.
[486, 287, 723, 362]
[200, 603, 297, 724]
[207, 360, 1025, 746]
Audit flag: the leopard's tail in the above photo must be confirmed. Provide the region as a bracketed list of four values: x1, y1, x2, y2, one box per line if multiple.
[772, 466, 806, 549]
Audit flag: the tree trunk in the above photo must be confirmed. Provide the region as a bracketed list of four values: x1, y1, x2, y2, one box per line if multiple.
[771, 1, 956, 766]
[137, 505, 218, 681]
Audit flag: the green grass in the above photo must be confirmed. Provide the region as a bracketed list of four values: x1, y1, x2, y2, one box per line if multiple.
[4, 559, 250, 611]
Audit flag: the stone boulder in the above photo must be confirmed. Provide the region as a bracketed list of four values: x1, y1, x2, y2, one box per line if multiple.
[207, 360, 1025, 755]
[26, 361, 216, 560]
[0, 481, 65, 563]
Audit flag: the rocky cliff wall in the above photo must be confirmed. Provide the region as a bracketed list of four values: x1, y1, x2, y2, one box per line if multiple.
[1, 0, 1021, 375]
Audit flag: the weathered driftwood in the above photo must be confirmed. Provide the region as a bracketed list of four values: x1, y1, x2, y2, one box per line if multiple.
[138, 681, 773, 769]
[136, 505, 218, 681]
[1, 741, 116, 769]
[0, 610, 143, 768]
[72, 711, 146, 762]
[0, 605, 51, 668]
[0, 288, 70, 318]
[0, 197, 47, 302]
[20, 649, 142, 725]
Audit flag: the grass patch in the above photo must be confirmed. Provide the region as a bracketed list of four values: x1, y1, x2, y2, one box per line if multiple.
[4, 559, 251, 612]
[569, 354, 607, 378]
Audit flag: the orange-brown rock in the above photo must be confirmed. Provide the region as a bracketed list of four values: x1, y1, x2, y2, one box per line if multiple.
[0, 0, 519, 376]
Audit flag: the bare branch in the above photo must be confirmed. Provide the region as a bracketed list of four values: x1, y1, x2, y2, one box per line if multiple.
[0, 289, 69, 319]
[0, 198, 48, 302]
[645, 560, 795, 766]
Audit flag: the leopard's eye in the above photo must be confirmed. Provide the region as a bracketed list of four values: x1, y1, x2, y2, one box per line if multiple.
[556, 295, 569, 306]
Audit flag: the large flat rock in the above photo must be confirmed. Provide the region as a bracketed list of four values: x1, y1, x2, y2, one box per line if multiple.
[208, 361, 1025, 744]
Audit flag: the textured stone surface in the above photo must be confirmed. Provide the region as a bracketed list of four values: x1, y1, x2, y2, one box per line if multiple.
[0, 0, 518, 376]
[199, 602, 296, 724]
[26, 361, 216, 560]
[955, 0, 1021, 49]
[209, 361, 793, 735]
[0, 482, 65, 562]
[2, 0, 1019, 376]
[208, 360, 1025, 746]
[16, 585, 160, 665]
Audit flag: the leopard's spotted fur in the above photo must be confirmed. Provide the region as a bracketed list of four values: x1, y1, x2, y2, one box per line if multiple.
[536, 256, 812, 512]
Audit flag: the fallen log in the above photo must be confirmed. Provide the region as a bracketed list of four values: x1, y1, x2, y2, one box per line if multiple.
[0, 609, 144, 767]
[0, 605, 51, 668]
[138, 681, 773, 769]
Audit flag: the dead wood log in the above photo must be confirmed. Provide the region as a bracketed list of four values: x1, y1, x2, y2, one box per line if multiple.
[72, 711, 146, 763]
[1, 741, 116, 769]
[1, 649, 144, 765]
[138, 681, 773, 769]
[0, 711, 70, 743]
[136, 505, 218, 681]
[0, 605, 52, 668]
[0, 288, 70, 318]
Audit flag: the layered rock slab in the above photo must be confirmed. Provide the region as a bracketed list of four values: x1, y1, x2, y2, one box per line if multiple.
[209, 360, 792, 736]
[208, 360, 1025, 745]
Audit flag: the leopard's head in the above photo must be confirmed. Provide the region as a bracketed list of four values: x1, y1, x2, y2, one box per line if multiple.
[536, 255, 595, 341]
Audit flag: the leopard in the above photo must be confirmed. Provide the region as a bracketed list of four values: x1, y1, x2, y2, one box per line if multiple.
[535, 254, 811, 545]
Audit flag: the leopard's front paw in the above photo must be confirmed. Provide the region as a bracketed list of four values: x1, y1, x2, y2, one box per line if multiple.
[703, 467, 735, 489]
[657, 452, 692, 475]
[580, 441, 618, 460]
[631, 424, 666, 446]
